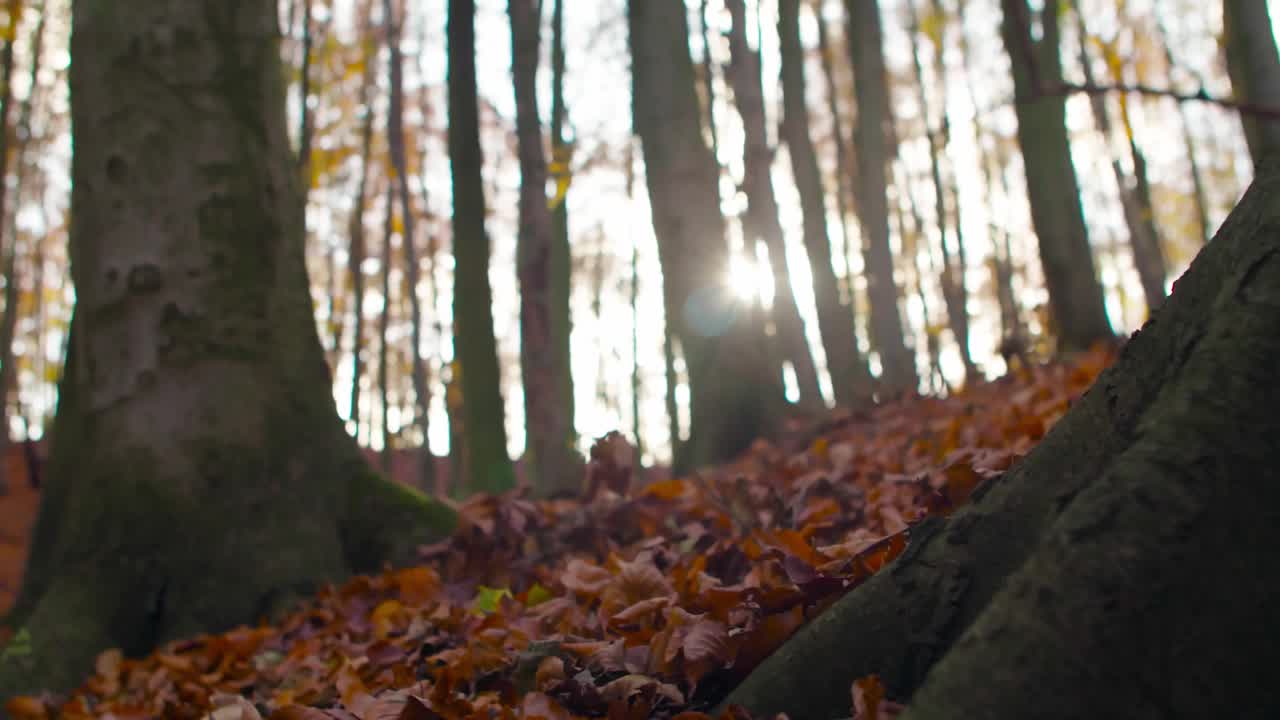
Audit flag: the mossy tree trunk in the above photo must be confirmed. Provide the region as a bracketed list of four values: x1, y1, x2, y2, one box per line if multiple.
[725, 159, 1280, 719]
[448, 0, 515, 495]
[628, 0, 783, 473]
[1000, 0, 1112, 351]
[0, 0, 456, 700]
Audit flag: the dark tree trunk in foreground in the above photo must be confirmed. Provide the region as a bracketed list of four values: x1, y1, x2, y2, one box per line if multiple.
[1224, 0, 1280, 170]
[0, 0, 455, 700]
[509, 0, 581, 496]
[726, 159, 1280, 719]
[777, 0, 871, 407]
[628, 0, 783, 473]
[723, 0, 823, 410]
[448, 0, 515, 494]
[845, 0, 917, 394]
[1000, 0, 1112, 351]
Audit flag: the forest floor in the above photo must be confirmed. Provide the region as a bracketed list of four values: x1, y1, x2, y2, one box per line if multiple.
[1, 346, 1116, 720]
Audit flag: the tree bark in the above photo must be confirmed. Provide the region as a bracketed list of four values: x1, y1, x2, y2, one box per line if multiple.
[777, 0, 871, 407]
[726, 158, 1280, 720]
[448, 0, 515, 494]
[1223, 0, 1280, 171]
[844, 0, 917, 394]
[0, 0, 455, 699]
[722, 0, 824, 410]
[1000, 0, 1112, 351]
[628, 0, 783, 473]
[509, 0, 581, 497]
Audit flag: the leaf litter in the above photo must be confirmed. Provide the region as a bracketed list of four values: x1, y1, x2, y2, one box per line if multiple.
[2, 347, 1114, 720]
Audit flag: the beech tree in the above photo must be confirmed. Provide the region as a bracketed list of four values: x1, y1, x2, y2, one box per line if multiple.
[1224, 0, 1280, 169]
[725, 158, 1280, 719]
[0, 0, 455, 698]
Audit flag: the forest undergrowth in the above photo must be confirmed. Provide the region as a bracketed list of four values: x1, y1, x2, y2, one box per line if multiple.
[1, 346, 1116, 720]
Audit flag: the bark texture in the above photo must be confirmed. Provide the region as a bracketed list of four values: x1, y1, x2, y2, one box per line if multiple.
[509, 0, 581, 497]
[628, 0, 783, 473]
[1000, 0, 1112, 351]
[724, 158, 1280, 719]
[448, 0, 515, 494]
[844, 0, 917, 394]
[1224, 0, 1280, 170]
[777, 0, 871, 407]
[0, 0, 455, 700]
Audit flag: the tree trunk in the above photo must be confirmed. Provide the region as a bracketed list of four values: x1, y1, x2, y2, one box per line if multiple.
[696, 0, 720, 160]
[378, 183, 393, 474]
[1000, 0, 1112, 351]
[905, 0, 976, 384]
[1224, 0, 1280, 171]
[0, 0, 22, 497]
[448, 0, 515, 494]
[1071, 1, 1167, 312]
[725, 158, 1280, 720]
[0, 0, 455, 698]
[777, 0, 871, 407]
[628, 0, 783, 473]
[509, 0, 580, 497]
[1154, 15, 1213, 246]
[722, 0, 823, 410]
[384, 0, 434, 492]
[547, 0, 578, 492]
[813, 4, 858, 306]
[844, 0, 917, 394]
[347, 3, 377, 436]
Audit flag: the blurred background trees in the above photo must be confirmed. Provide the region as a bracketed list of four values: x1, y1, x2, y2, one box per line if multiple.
[0, 0, 1275, 496]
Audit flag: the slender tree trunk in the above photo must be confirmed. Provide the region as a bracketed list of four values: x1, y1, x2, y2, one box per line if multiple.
[449, 0, 515, 493]
[348, 2, 377, 436]
[628, 0, 783, 473]
[1154, 16, 1213, 246]
[778, 0, 870, 406]
[845, 0, 917, 394]
[905, 0, 976, 383]
[813, 4, 858, 311]
[548, 0, 578, 485]
[954, 0, 1024, 351]
[509, 0, 580, 497]
[384, 0, 434, 491]
[0, 0, 455, 697]
[295, 0, 314, 185]
[0, 0, 25, 497]
[379, 183, 393, 474]
[697, 0, 720, 159]
[1000, 0, 1112, 351]
[1070, 1, 1166, 312]
[727, 158, 1280, 720]
[723, 0, 823, 409]
[895, 159, 947, 394]
[1223, 0, 1280, 170]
